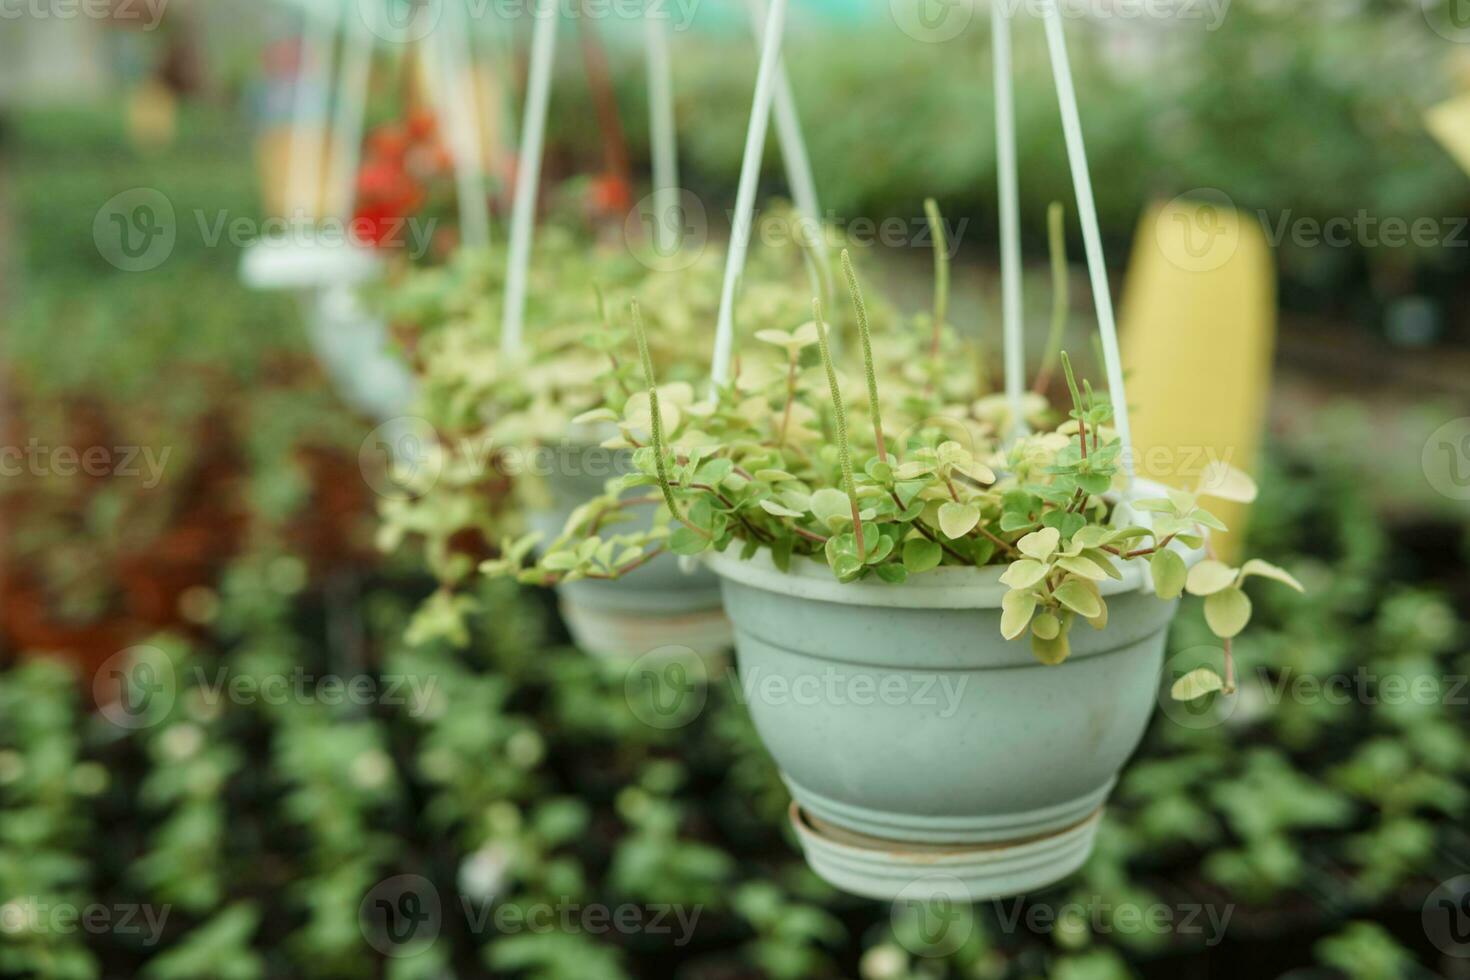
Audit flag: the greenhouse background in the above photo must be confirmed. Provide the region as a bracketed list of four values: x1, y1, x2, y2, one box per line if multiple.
[2, 0, 1469, 977]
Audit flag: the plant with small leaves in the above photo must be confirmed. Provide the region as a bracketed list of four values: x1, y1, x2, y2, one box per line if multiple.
[484, 252, 1301, 684]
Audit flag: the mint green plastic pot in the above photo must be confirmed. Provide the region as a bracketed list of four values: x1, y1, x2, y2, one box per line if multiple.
[528, 447, 729, 658]
[705, 489, 1201, 899]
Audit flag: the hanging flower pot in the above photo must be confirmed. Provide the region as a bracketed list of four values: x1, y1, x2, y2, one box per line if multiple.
[704, 487, 1202, 900]
[524, 442, 728, 659]
[386, 237, 825, 658]
[307, 283, 418, 422]
[483, 226, 1302, 898]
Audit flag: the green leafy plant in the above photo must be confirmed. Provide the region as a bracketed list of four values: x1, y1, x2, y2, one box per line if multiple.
[483, 246, 1302, 690]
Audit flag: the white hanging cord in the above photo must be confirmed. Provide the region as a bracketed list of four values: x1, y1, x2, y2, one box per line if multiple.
[327, 12, 373, 223]
[287, 3, 340, 223]
[471, 13, 514, 192]
[644, 7, 679, 256]
[993, 0, 1026, 439]
[1041, 2, 1134, 483]
[744, 0, 829, 284]
[436, 0, 493, 251]
[500, 0, 560, 355]
[710, 0, 789, 388]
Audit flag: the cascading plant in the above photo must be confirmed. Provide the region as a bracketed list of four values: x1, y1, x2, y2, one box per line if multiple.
[482, 243, 1304, 697]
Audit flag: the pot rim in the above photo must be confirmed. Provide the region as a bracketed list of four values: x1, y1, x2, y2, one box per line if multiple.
[704, 478, 1206, 610]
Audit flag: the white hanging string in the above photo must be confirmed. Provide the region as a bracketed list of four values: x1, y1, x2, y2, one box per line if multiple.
[644, 7, 679, 256]
[500, 0, 560, 355]
[436, 0, 493, 251]
[993, 0, 1026, 438]
[710, 0, 788, 388]
[287, 3, 341, 223]
[469, 14, 512, 181]
[744, 0, 829, 282]
[1040, 2, 1134, 483]
[327, 11, 373, 222]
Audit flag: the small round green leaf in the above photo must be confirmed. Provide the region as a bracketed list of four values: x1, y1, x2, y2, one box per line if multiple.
[1150, 549, 1187, 600]
[1204, 586, 1252, 638]
[902, 537, 943, 574]
[1170, 667, 1225, 702]
[1017, 527, 1061, 560]
[1186, 559, 1238, 597]
[937, 502, 980, 540]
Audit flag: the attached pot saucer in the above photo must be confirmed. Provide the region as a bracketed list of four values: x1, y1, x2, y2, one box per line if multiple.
[239, 236, 382, 292]
[789, 803, 1102, 902]
[557, 591, 731, 668]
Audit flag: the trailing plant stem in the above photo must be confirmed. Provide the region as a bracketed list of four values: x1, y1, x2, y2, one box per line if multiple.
[842, 249, 886, 461]
[632, 300, 709, 540]
[813, 297, 863, 558]
[1033, 202, 1069, 394]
